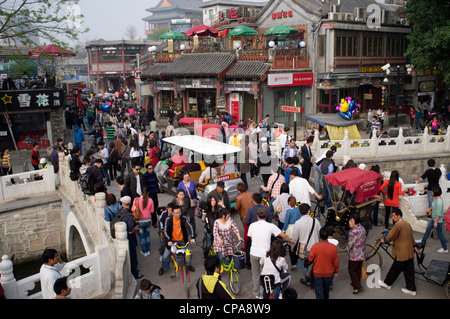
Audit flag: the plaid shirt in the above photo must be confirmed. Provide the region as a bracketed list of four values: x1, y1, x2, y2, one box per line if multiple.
[213, 218, 240, 257]
[265, 173, 286, 199]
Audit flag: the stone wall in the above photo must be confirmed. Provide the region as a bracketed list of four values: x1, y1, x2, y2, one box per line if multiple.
[0, 193, 65, 263]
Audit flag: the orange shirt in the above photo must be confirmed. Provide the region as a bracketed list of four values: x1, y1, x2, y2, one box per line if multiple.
[171, 217, 183, 242]
[380, 180, 406, 207]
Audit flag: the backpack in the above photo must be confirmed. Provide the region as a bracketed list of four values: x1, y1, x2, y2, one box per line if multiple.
[79, 168, 95, 195]
[110, 211, 131, 238]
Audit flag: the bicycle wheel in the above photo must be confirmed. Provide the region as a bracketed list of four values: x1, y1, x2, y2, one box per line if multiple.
[182, 268, 190, 298]
[229, 269, 241, 295]
[364, 244, 382, 274]
[445, 280, 450, 299]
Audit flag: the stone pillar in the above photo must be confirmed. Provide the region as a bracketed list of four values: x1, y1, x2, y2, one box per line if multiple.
[95, 192, 107, 244]
[371, 128, 378, 157]
[113, 222, 132, 299]
[0, 255, 18, 299]
[398, 127, 404, 154]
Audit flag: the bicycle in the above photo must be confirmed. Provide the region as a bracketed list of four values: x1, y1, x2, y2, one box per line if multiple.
[363, 231, 392, 274]
[310, 198, 326, 219]
[219, 240, 244, 295]
[170, 242, 192, 298]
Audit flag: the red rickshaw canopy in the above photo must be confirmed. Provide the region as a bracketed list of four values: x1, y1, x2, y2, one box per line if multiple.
[325, 168, 382, 203]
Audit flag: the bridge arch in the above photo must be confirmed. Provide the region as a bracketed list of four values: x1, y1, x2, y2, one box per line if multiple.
[65, 211, 92, 260]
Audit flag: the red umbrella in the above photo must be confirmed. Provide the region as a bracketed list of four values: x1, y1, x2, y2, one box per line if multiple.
[185, 24, 219, 38]
[29, 44, 76, 58]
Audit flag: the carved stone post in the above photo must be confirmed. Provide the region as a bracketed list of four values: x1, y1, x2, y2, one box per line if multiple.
[113, 222, 131, 299]
[0, 255, 18, 299]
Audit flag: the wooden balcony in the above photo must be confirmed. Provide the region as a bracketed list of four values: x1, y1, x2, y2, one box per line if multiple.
[155, 52, 181, 63]
[333, 56, 407, 68]
[238, 49, 269, 61]
[272, 49, 309, 69]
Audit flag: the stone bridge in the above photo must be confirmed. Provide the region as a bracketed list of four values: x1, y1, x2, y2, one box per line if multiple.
[0, 153, 137, 299]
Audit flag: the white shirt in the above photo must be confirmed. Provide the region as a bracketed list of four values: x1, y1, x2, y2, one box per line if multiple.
[39, 263, 66, 299]
[199, 167, 217, 183]
[260, 255, 288, 284]
[279, 133, 290, 148]
[136, 174, 142, 196]
[248, 220, 282, 258]
[98, 147, 109, 164]
[130, 147, 143, 158]
[289, 177, 316, 206]
[221, 163, 237, 175]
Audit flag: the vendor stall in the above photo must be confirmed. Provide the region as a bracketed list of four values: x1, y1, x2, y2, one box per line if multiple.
[304, 113, 361, 140]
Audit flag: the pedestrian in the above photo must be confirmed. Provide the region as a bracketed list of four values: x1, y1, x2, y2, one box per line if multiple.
[116, 175, 132, 199]
[159, 204, 196, 276]
[177, 170, 198, 235]
[31, 142, 40, 170]
[53, 277, 71, 299]
[370, 164, 383, 226]
[416, 159, 442, 208]
[300, 135, 314, 181]
[106, 142, 119, 182]
[247, 207, 292, 299]
[120, 139, 131, 176]
[288, 169, 322, 207]
[378, 208, 418, 296]
[238, 139, 250, 188]
[416, 186, 448, 253]
[201, 196, 223, 258]
[307, 227, 339, 299]
[96, 141, 110, 186]
[319, 150, 335, 209]
[72, 125, 85, 155]
[272, 183, 291, 230]
[207, 181, 230, 211]
[133, 279, 162, 299]
[125, 162, 145, 202]
[69, 146, 82, 181]
[118, 195, 143, 279]
[370, 116, 381, 138]
[380, 170, 407, 230]
[143, 163, 161, 227]
[132, 187, 154, 257]
[167, 105, 175, 125]
[281, 139, 298, 170]
[213, 209, 243, 263]
[234, 182, 253, 252]
[39, 248, 67, 299]
[104, 193, 121, 222]
[290, 203, 321, 286]
[260, 167, 286, 213]
[347, 213, 366, 294]
[415, 107, 423, 130]
[260, 238, 291, 299]
[1, 147, 15, 184]
[282, 196, 301, 240]
[196, 255, 234, 299]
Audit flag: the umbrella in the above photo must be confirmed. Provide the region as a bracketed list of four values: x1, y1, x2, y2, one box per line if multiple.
[227, 26, 258, 37]
[264, 25, 299, 36]
[160, 30, 188, 40]
[29, 44, 76, 58]
[185, 24, 219, 38]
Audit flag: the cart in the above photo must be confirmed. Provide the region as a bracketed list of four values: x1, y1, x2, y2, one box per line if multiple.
[324, 167, 382, 251]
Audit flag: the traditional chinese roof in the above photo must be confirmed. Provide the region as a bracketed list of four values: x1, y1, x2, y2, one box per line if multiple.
[141, 63, 169, 80]
[225, 61, 270, 79]
[142, 0, 203, 23]
[159, 53, 236, 78]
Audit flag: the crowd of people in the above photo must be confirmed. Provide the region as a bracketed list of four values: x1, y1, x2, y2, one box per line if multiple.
[12, 90, 447, 300]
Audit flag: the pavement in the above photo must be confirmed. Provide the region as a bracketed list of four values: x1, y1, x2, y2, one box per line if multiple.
[5, 117, 450, 300]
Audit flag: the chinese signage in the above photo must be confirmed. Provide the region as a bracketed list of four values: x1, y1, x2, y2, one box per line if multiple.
[272, 11, 293, 19]
[0, 88, 65, 112]
[360, 66, 383, 73]
[268, 72, 314, 87]
[281, 106, 301, 113]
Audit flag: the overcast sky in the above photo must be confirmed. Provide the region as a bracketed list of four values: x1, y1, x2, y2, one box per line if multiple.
[76, 0, 264, 43]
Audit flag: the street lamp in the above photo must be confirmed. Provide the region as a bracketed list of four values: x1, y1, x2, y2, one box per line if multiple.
[72, 86, 79, 110]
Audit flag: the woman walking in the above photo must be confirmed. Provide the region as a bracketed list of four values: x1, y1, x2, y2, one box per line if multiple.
[178, 170, 198, 235]
[380, 170, 407, 230]
[132, 187, 154, 256]
[201, 196, 224, 258]
[1, 147, 15, 184]
[347, 213, 366, 294]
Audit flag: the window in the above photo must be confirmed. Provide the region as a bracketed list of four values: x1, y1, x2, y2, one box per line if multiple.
[361, 33, 383, 57]
[335, 34, 359, 57]
[319, 35, 326, 57]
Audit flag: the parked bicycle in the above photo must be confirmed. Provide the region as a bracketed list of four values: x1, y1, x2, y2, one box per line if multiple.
[220, 240, 244, 295]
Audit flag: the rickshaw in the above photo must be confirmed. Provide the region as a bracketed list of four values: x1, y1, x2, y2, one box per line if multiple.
[154, 134, 243, 205]
[323, 167, 382, 251]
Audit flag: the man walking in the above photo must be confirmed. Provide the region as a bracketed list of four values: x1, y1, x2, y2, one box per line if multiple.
[73, 125, 85, 155]
[300, 136, 314, 181]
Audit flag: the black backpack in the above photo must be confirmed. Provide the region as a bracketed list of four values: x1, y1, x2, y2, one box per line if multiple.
[79, 168, 95, 195]
[110, 211, 130, 238]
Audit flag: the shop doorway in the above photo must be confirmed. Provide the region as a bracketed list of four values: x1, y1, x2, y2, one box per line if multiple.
[243, 92, 257, 123]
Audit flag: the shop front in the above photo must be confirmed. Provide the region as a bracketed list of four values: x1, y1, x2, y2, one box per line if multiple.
[0, 88, 65, 151]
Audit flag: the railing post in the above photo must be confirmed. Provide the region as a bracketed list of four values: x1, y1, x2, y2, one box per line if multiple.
[371, 128, 378, 157]
[343, 129, 350, 160]
[398, 127, 404, 154]
[423, 126, 429, 153]
[446, 125, 450, 152]
[0, 255, 18, 299]
[113, 222, 131, 299]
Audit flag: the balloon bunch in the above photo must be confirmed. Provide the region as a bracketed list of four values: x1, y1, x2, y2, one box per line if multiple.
[336, 97, 361, 120]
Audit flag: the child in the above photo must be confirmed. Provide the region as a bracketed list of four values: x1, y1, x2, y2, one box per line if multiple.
[417, 186, 448, 253]
[133, 279, 162, 299]
[430, 116, 439, 135]
[53, 277, 71, 299]
[370, 116, 381, 138]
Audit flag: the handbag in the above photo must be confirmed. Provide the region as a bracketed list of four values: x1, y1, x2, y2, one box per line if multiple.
[274, 200, 282, 213]
[296, 218, 316, 259]
[361, 263, 367, 279]
[183, 181, 198, 208]
[131, 198, 140, 221]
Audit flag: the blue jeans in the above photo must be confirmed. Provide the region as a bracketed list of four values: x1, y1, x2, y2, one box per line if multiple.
[421, 220, 447, 250]
[314, 276, 334, 299]
[299, 251, 310, 284]
[101, 164, 110, 186]
[426, 190, 433, 208]
[138, 221, 151, 253]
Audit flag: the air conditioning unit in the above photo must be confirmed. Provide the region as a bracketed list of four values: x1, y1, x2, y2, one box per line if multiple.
[330, 5, 340, 13]
[381, 10, 395, 24]
[354, 7, 366, 21]
[344, 12, 354, 21]
[328, 12, 344, 20]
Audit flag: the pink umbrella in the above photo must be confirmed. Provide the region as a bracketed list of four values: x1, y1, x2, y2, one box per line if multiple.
[185, 24, 219, 38]
[29, 44, 76, 58]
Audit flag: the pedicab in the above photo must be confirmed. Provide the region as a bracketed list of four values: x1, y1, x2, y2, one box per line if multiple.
[324, 167, 382, 251]
[154, 134, 243, 205]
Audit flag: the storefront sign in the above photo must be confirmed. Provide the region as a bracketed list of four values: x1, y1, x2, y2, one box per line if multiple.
[272, 11, 293, 19]
[0, 88, 65, 112]
[268, 72, 313, 87]
[419, 81, 435, 92]
[360, 66, 382, 73]
[281, 105, 300, 113]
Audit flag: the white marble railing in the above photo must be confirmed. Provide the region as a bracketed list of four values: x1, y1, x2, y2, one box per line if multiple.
[0, 166, 56, 201]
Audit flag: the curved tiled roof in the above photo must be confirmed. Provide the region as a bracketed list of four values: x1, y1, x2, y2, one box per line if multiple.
[159, 53, 236, 78]
[141, 64, 169, 80]
[225, 61, 270, 78]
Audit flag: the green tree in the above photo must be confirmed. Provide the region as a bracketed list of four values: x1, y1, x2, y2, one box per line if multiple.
[0, 0, 88, 49]
[404, 0, 450, 84]
[147, 27, 170, 41]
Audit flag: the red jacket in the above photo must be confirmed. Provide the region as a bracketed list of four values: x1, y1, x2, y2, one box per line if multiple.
[31, 149, 40, 166]
[308, 241, 339, 278]
[380, 180, 406, 207]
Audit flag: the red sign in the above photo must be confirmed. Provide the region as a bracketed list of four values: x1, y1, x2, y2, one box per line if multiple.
[229, 9, 239, 19]
[281, 106, 301, 113]
[272, 11, 293, 19]
[268, 72, 314, 87]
